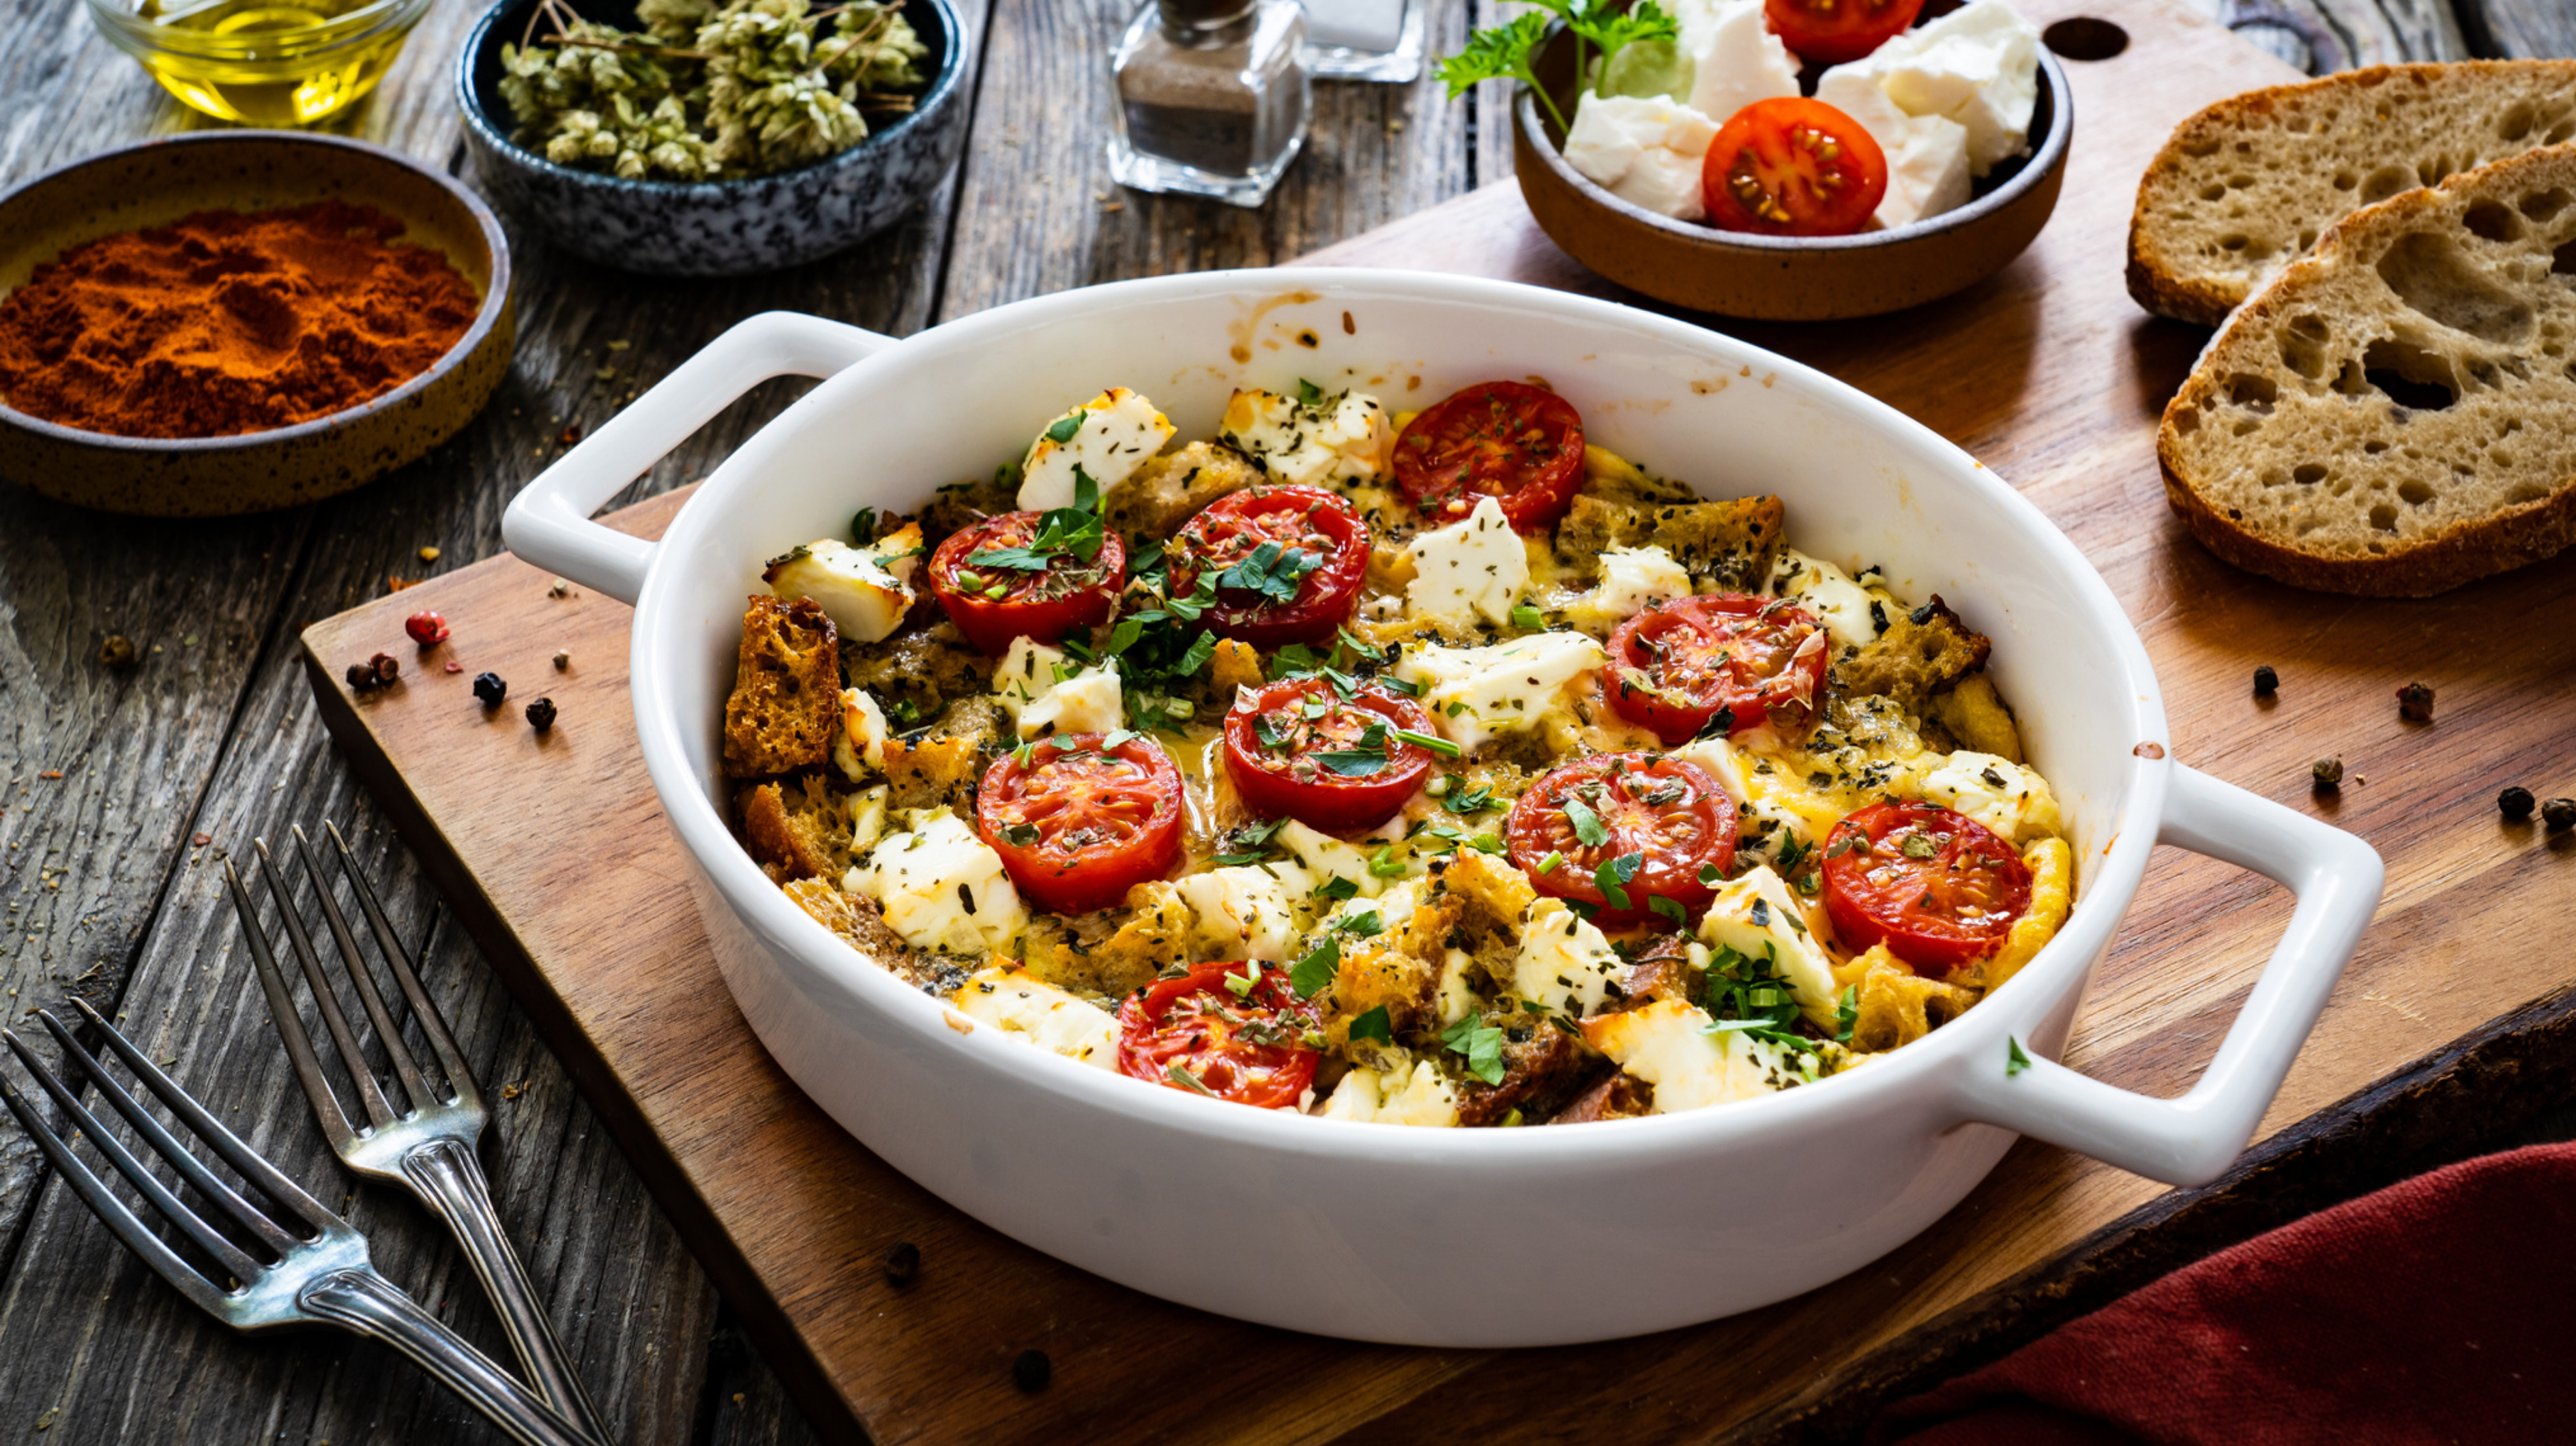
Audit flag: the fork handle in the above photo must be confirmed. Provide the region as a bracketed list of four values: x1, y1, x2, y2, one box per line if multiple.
[400, 1138, 614, 1443]
[301, 1266, 606, 1446]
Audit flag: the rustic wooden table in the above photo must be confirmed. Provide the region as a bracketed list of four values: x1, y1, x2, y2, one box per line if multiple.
[0, 0, 2567, 1443]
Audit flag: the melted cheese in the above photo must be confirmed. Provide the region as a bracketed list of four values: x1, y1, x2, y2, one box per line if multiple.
[845, 810, 1026, 956]
[764, 524, 923, 643]
[1020, 387, 1174, 510]
[1511, 899, 1624, 1018]
[1218, 387, 1392, 486]
[1912, 751, 2063, 844]
[1175, 863, 1311, 962]
[1393, 632, 1607, 751]
[1581, 999, 1827, 1112]
[1321, 1058, 1461, 1125]
[953, 967, 1119, 1067]
[833, 688, 892, 782]
[1404, 496, 1529, 626]
[1566, 544, 1693, 632]
[989, 638, 1124, 739]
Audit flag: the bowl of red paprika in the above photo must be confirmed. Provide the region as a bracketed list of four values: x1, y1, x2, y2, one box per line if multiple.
[0, 131, 513, 517]
[1508, 1, 2072, 321]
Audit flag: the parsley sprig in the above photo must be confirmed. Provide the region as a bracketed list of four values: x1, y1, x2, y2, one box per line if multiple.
[1442, 1014, 1508, 1086]
[1696, 942, 1809, 1050]
[1435, 1, 1680, 136]
[967, 469, 1104, 573]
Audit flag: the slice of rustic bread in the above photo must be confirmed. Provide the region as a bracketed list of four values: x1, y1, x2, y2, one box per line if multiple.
[2128, 61, 2576, 327]
[2157, 143, 2576, 597]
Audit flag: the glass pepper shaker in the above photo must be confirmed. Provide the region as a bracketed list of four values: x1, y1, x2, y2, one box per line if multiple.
[1109, 0, 1311, 208]
[1302, 0, 1425, 83]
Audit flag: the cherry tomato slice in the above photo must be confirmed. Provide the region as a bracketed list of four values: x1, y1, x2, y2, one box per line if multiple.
[1819, 801, 2032, 975]
[977, 733, 1184, 915]
[1222, 677, 1439, 833]
[928, 511, 1126, 656]
[1168, 486, 1372, 649]
[1605, 593, 1830, 745]
[1702, 98, 1890, 237]
[1391, 381, 1585, 533]
[1764, 0, 1926, 65]
[1117, 961, 1323, 1109]
[1505, 754, 1737, 928]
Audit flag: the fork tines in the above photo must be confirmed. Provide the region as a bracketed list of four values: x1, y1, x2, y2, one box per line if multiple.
[223, 823, 479, 1145]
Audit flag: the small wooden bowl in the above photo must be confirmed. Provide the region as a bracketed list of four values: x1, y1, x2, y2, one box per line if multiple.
[1514, 26, 2073, 321]
[0, 132, 514, 517]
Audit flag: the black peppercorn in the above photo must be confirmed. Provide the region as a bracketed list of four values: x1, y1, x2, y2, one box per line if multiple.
[473, 671, 507, 707]
[525, 696, 557, 731]
[882, 1241, 920, 1285]
[2252, 664, 2278, 696]
[2546, 798, 2576, 832]
[2311, 756, 2343, 787]
[347, 662, 374, 690]
[99, 634, 138, 671]
[2500, 786, 2536, 821]
[2396, 681, 2434, 722]
[1011, 1349, 1051, 1391]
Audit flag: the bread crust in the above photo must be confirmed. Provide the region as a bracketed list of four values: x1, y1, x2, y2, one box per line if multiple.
[2158, 143, 2576, 595]
[2128, 59, 2576, 327]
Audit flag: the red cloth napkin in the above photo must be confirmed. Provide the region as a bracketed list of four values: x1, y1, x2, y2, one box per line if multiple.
[1870, 1142, 2576, 1446]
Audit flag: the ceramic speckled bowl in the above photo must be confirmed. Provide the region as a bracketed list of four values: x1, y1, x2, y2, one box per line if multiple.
[456, 0, 969, 277]
[0, 132, 514, 518]
[1514, 23, 2073, 321]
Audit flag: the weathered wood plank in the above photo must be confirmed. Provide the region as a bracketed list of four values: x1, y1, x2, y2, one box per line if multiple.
[2455, 0, 2576, 57]
[2176, 0, 2465, 71]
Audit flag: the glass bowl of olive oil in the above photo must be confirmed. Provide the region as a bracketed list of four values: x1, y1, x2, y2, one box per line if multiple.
[87, 0, 433, 126]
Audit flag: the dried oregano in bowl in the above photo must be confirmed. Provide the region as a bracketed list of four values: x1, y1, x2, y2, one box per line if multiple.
[497, 0, 928, 182]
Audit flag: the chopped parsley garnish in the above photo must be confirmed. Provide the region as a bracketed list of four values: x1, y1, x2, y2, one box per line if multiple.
[1348, 1005, 1394, 1044]
[1165, 1062, 1219, 1096]
[1338, 909, 1383, 937]
[1509, 603, 1545, 631]
[1367, 846, 1407, 879]
[1441, 1015, 1508, 1086]
[2006, 1035, 2032, 1076]
[1835, 984, 1858, 1044]
[1392, 728, 1461, 758]
[1648, 895, 1688, 926]
[1446, 783, 1495, 815]
[1296, 378, 1328, 407]
[1212, 816, 1289, 866]
[967, 469, 1104, 572]
[1044, 413, 1083, 445]
[1315, 876, 1361, 902]
[1594, 851, 1643, 912]
[849, 507, 877, 542]
[1564, 798, 1611, 849]
[1288, 938, 1339, 999]
[1696, 941, 1807, 1048]
[1216, 540, 1320, 604]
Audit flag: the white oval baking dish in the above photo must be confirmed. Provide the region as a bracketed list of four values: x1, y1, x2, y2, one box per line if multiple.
[503, 271, 2382, 1347]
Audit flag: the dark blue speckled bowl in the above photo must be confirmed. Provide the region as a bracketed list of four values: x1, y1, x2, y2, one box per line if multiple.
[455, 0, 967, 276]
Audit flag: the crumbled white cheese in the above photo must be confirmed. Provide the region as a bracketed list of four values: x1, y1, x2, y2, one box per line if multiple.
[1175, 863, 1311, 962]
[1218, 386, 1392, 486]
[1393, 632, 1607, 752]
[763, 523, 922, 644]
[1562, 91, 1723, 222]
[1276, 820, 1386, 900]
[1770, 548, 1895, 651]
[1696, 865, 1839, 1026]
[832, 688, 892, 782]
[1868, 0, 2043, 177]
[1019, 387, 1174, 510]
[987, 638, 1124, 739]
[1812, 67, 1974, 230]
[1912, 751, 2064, 844]
[844, 810, 1025, 956]
[1436, 947, 1480, 1027]
[1320, 1058, 1461, 1125]
[846, 785, 889, 858]
[1680, 0, 1800, 131]
[953, 967, 1120, 1067]
[1567, 545, 1693, 632]
[1512, 899, 1624, 1018]
[1405, 496, 1530, 627]
[1583, 999, 1823, 1112]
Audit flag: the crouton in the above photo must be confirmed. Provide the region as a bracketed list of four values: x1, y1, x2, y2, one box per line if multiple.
[737, 778, 861, 883]
[1453, 1018, 1597, 1127]
[782, 877, 971, 997]
[1834, 595, 1991, 713]
[721, 596, 840, 778]
[1321, 942, 1440, 1043]
[1553, 493, 1784, 591]
[882, 698, 1004, 812]
[1102, 440, 1258, 538]
[842, 623, 996, 714]
[1023, 881, 1193, 999]
[1547, 1066, 1652, 1123]
[1210, 638, 1264, 695]
[1926, 674, 2024, 763]
[1846, 950, 1980, 1053]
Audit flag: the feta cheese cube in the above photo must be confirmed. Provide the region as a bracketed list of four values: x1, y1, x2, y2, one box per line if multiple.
[1175, 863, 1312, 962]
[1912, 750, 2064, 844]
[1217, 387, 1393, 487]
[1276, 819, 1386, 900]
[845, 811, 1025, 956]
[1564, 92, 1725, 223]
[1813, 68, 1973, 228]
[1871, 0, 2042, 176]
[1512, 899, 1624, 1018]
[1392, 632, 1608, 752]
[1581, 999, 1826, 1112]
[1019, 387, 1174, 510]
[762, 522, 923, 644]
[1769, 548, 1894, 650]
[1696, 864, 1839, 1026]
[1568, 544, 1693, 632]
[987, 638, 1124, 739]
[832, 688, 892, 782]
[953, 967, 1119, 1067]
[1405, 495, 1530, 627]
[1684, 0, 1800, 132]
[1320, 1058, 1461, 1125]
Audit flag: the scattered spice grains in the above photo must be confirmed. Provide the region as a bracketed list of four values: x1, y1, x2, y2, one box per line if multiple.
[548, 578, 573, 598]
[418, 546, 441, 563]
[2500, 786, 2537, 821]
[882, 1241, 921, 1284]
[473, 671, 508, 707]
[2547, 799, 2576, 832]
[98, 634, 137, 670]
[192, 832, 212, 846]
[2311, 756, 2344, 787]
[525, 696, 557, 731]
[553, 649, 571, 670]
[2252, 664, 2278, 696]
[1011, 1349, 1051, 1391]
[2396, 681, 2435, 722]
[347, 652, 401, 690]
[405, 610, 450, 646]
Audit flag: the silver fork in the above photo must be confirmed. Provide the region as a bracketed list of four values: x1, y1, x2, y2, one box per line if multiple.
[0, 1001, 596, 1446]
[222, 823, 611, 1445]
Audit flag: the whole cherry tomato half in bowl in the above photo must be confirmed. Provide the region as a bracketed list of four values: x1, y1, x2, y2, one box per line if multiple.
[1702, 97, 1890, 238]
[1391, 381, 1586, 533]
[1765, 0, 1927, 65]
[928, 510, 1125, 656]
[1222, 675, 1441, 833]
[977, 732, 1186, 915]
[1168, 486, 1373, 649]
[1506, 753, 1738, 929]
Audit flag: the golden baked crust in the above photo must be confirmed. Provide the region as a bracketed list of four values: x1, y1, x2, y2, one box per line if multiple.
[721, 595, 840, 778]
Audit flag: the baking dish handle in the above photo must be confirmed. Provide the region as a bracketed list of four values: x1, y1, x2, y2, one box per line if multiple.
[501, 311, 895, 605]
[1951, 764, 2383, 1187]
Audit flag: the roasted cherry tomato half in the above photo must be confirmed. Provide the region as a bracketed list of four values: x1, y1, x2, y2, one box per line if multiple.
[1605, 593, 1830, 745]
[1167, 486, 1372, 648]
[1765, 0, 1927, 65]
[927, 510, 1126, 655]
[1819, 801, 2032, 974]
[1117, 961, 1323, 1109]
[1222, 676, 1439, 833]
[977, 732, 1184, 915]
[1505, 754, 1738, 928]
[1390, 381, 1586, 533]
[1702, 97, 1890, 237]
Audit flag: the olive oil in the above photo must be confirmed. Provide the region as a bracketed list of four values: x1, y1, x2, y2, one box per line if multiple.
[121, 0, 421, 125]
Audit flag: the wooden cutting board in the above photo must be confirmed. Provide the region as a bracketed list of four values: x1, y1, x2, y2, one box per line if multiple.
[301, 0, 2576, 1440]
